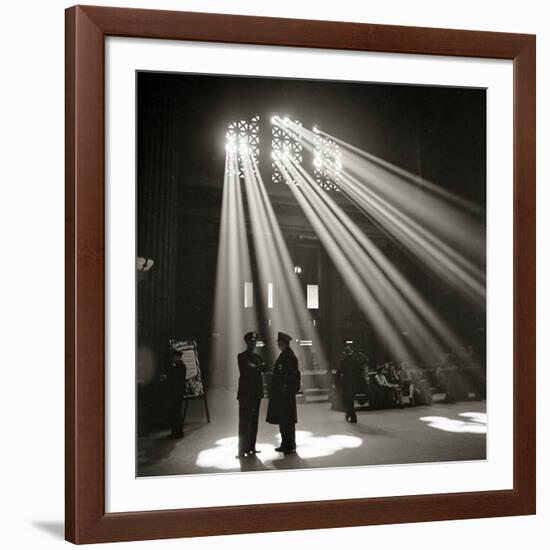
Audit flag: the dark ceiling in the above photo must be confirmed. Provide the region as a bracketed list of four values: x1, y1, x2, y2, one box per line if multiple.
[137, 71, 487, 207]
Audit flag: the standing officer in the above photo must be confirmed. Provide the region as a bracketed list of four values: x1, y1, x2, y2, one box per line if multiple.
[163, 348, 187, 439]
[236, 332, 266, 458]
[337, 346, 358, 423]
[266, 332, 301, 455]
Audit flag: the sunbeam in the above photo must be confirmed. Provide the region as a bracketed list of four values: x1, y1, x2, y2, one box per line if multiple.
[240, 147, 328, 369]
[278, 119, 486, 309]
[210, 153, 256, 388]
[274, 151, 474, 364]
[274, 155, 412, 361]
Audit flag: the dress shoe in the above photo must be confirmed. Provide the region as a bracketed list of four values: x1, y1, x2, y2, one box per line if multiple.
[274, 446, 284, 452]
[248, 449, 261, 454]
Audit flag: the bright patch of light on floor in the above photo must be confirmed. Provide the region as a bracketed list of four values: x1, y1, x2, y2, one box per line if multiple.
[196, 436, 280, 470]
[419, 412, 487, 434]
[195, 431, 362, 469]
[294, 430, 362, 459]
[459, 412, 487, 424]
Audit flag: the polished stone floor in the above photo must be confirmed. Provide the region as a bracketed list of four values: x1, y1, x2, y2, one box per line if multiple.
[137, 387, 486, 477]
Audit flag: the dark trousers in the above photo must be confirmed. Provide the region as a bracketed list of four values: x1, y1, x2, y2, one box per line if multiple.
[279, 419, 296, 451]
[170, 393, 184, 437]
[343, 391, 357, 421]
[238, 399, 261, 454]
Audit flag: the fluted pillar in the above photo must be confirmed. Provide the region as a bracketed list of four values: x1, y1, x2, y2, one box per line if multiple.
[137, 77, 178, 386]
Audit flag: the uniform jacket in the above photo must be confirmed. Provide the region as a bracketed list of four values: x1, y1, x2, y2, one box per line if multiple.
[237, 350, 266, 401]
[266, 348, 301, 424]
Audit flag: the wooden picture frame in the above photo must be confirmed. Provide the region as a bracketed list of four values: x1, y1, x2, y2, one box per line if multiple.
[65, 5, 536, 544]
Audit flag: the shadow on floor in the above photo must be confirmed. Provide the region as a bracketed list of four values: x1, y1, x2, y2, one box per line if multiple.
[138, 437, 181, 470]
[349, 422, 391, 436]
[32, 520, 64, 540]
[138, 422, 210, 471]
[238, 455, 271, 472]
[270, 452, 310, 470]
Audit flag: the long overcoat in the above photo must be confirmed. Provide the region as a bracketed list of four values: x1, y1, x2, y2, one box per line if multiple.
[337, 354, 359, 399]
[266, 348, 301, 425]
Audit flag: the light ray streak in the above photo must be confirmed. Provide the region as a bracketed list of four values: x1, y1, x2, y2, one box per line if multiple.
[336, 170, 485, 304]
[240, 151, 327, 367]
[251, 156, 318, 334]
[273, 156, 412, 361]
[292, 159, 459, 348]
[211, 154, 254, 388]
[283, 120, 482, 215]
[278, 120, 486, 307]
[283, 156, 463, 360]
[243, 150, 327, 368]
[326, 132, 480, 214]
[330, 129, 484, 264]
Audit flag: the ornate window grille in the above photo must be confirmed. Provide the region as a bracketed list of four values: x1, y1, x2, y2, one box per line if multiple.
[271, 117, 303, 184]
[313, 126, 342, 191]
[225, 115, 260, 178]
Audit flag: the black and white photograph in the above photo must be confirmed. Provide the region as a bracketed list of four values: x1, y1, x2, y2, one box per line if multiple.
[136, 71, 487, 477]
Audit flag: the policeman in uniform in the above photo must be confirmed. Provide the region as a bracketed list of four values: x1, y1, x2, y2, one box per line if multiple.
[236, 332, 267, 458]
[337, 346, 358, 423]
[266, 332, 301, 455]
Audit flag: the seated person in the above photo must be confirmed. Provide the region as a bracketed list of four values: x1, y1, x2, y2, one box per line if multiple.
[386, 362, 404, 406]
[374, 364, 402, 408]
[409, 367, 433, 406]
[397, 362, 416, 405]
